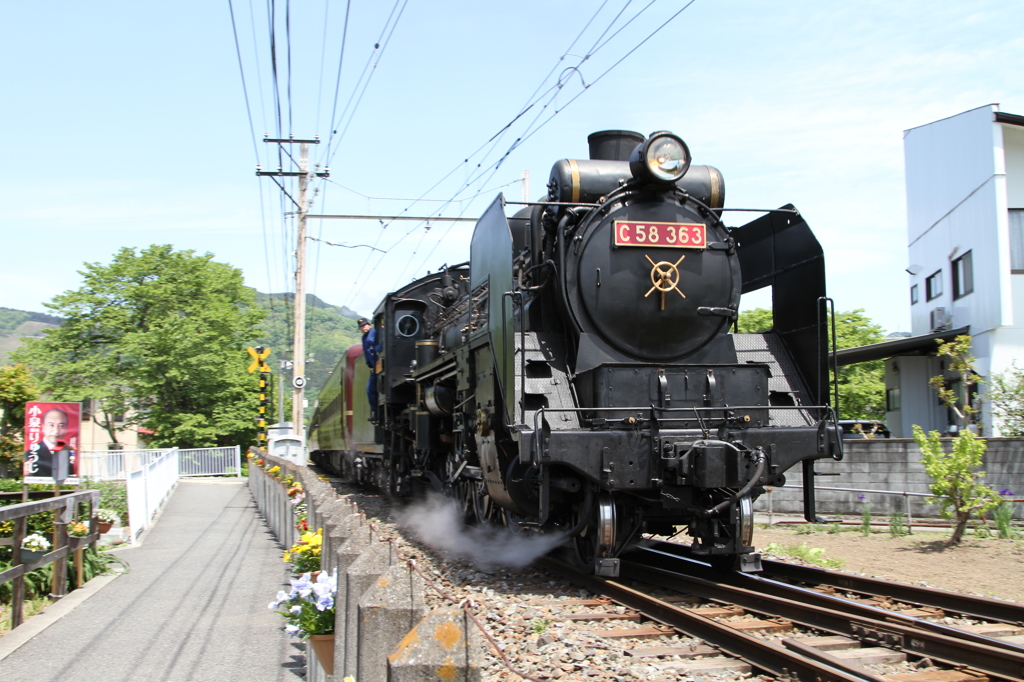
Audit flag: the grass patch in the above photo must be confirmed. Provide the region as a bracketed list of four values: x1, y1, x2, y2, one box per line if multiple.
[0, 596, 52, 637]
[763, 541, 845, 569]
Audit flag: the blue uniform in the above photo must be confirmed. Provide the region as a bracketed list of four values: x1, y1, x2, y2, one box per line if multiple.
[362, 327, 380, 419]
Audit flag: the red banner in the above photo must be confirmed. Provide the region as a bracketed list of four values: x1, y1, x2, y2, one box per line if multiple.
[23, 402, 81, 483]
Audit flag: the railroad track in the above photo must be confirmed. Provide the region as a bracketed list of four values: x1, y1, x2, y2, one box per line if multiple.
[539, 542, 1024, 682]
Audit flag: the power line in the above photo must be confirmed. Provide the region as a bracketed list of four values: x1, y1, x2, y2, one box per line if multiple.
[323, 0, 353, 167]
[285, 0, 293, 135]
[406, 0, 700, 275]
[314, 0, 332, 134]
[226, 0, 260, 161]
[320, 0, 409, 171]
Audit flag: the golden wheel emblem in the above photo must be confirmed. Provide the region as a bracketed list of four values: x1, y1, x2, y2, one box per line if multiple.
[645, 254, 686, 310]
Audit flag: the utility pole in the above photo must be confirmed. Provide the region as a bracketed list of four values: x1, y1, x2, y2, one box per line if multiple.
[278, 359, 289, 425]
[257, 136, 329, 436]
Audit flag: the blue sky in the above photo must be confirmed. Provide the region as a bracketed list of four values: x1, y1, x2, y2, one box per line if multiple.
[2, 1, 1022, 337]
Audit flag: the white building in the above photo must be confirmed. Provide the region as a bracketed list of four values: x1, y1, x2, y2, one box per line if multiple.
[877, 104, 1024, 437]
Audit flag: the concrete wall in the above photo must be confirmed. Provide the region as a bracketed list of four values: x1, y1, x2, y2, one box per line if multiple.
[756, 437, 1024, 519]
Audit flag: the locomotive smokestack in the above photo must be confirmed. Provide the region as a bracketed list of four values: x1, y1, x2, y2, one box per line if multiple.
[587, 130, 644, 162]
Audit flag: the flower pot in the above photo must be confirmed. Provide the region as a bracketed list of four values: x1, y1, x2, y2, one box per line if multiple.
[98, 521, 113, 534]
[307, 634, 335, 675]
[21, 548, 46, 564]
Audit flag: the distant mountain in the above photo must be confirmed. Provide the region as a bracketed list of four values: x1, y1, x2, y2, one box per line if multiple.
[0, 307, 61, 365]
[251, 292, 366, 416]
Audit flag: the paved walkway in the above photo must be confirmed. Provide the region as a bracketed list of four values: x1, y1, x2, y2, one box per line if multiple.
[0, 479, 299, 682]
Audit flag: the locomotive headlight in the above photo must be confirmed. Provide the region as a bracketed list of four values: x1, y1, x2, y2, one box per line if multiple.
[629, 132, 691, 184]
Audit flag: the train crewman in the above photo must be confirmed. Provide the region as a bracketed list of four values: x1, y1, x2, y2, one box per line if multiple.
[358, 318, 380, 422]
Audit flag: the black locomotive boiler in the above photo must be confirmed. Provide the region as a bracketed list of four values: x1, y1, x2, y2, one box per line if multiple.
[308, 129, 842, 574]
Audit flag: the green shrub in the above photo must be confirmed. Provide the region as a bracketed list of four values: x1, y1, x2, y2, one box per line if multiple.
[77, 480, 128, 526]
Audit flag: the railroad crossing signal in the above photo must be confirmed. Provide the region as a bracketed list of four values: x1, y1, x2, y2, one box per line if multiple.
[247, 346, 271, 374]
[248, 347, 272, 448]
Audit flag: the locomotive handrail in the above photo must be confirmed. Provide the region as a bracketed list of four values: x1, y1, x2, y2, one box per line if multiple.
[710, 206, 801, 214]
[501, 289, 527, 430]
[504, 200, 602, 208]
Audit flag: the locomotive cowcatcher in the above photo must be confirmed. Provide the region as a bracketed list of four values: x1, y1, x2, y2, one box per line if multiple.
[308, 129, 843, 574]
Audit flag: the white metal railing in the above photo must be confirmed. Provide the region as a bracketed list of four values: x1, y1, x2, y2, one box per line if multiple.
[127, 447, 179, 543]
[79, 446, 241, 480]
[78, 449, 170, 480]
[177, 445, 242, 478]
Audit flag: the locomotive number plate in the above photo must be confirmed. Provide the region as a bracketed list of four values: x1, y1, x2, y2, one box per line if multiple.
[614, 221, 706, 248]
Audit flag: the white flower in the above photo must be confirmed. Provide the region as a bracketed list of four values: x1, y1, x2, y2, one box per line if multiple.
[22, 533, 51, 552]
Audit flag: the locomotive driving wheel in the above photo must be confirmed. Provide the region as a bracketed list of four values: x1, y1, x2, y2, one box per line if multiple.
[572, 492, 617, 573]
[472, 481, 504, 525]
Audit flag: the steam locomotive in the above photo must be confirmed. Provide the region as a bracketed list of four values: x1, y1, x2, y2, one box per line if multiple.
[308, 129, 842, 574]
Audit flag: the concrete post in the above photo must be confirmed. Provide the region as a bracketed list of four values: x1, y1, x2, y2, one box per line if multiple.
[357, 561, 427, 682]
[332, 524, 374, 674]
[342, 540, 395, 677]
[387, 607, 485, 682]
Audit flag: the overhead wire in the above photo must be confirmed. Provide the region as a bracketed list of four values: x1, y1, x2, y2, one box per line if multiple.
[229, 0, 280, 305]
[405, 0, 699, 279]
[248, 0, 270, 157]
[319, 0, 409, 171]
[286, 0, 293, 135]
[338, 2, 623, 300]
[314, 0, 332, 134]
[226, 0, 261, 161]
[323, 0, 354, 170]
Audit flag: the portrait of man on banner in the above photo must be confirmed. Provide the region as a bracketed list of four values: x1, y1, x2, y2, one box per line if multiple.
[23, 401, 81, 484]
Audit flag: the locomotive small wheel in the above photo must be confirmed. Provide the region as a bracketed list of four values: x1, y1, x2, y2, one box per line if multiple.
[572, 492, 617, 571]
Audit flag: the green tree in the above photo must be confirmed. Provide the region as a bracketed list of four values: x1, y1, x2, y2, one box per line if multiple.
[912, 425, 1001, 545]
[929, 335, 982, 432]
[737, 307, 886, 419]
[13, 245, 264, 449]
[987, 363, 1024, 436]
[0, 364, 39, 477]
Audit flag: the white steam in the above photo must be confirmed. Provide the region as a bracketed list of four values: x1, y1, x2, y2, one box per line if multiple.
[396, 494, 564, 570]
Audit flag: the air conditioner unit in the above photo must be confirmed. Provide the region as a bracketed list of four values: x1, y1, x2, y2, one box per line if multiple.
[930, 307, 951, 332]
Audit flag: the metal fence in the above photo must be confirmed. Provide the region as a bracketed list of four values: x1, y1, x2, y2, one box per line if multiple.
[177, 446, 242, 478]
[79, 446, 241, 480]
[78, 449, 167, 480]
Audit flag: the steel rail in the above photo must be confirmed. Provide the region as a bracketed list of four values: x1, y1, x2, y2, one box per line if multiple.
[643, 538, 1024, 626]
[633, 545, 1024, 655]
[538, 556, 887, 682]
[620, 551, 1024, 681]
[758, 556, 1024, 625]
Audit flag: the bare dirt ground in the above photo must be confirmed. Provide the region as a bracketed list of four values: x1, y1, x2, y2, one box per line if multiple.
[752, 523, 1024, 603]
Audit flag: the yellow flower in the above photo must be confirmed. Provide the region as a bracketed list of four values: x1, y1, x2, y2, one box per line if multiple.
[283, 552, 292, 562]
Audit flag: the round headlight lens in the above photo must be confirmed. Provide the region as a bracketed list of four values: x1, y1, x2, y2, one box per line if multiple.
[645, 134, 689, 182]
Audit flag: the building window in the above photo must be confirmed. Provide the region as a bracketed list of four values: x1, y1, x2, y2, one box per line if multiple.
[910, 284, 919, 305]
[953, 250, 973, 299]
[886, 387, 901, 411]
[1011, 209, 1024, 272]
[926, 270, 943, 300]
